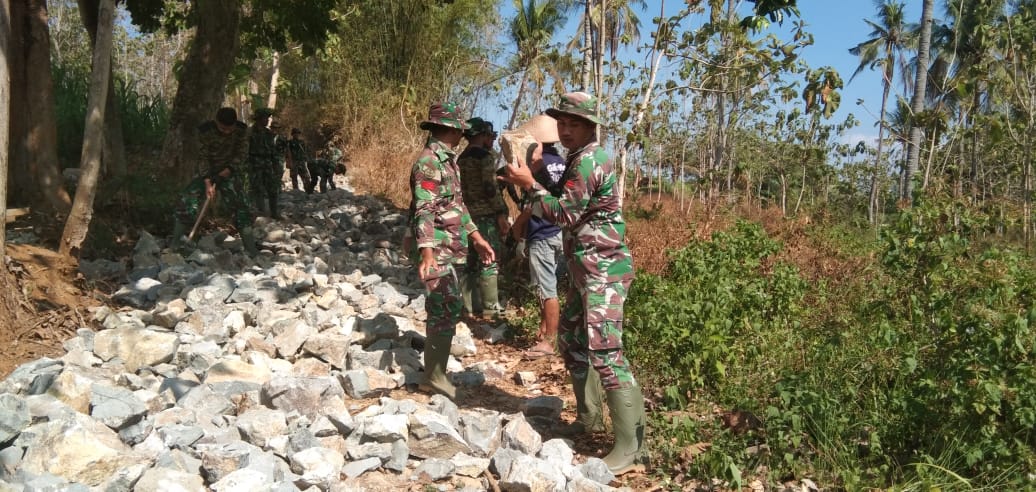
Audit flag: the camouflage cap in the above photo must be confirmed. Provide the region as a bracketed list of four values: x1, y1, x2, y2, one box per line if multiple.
[253, 107, 275, 119]
[545, 91, 603, 125]
[419, 102, 467, 131]
[463, 117, 497, 138]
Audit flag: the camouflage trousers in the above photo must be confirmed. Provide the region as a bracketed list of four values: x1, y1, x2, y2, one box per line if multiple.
[248, 162, 283, 214]
[175, 175, 252, 231]
[290, 159, 311, 191]
[422, 263, 463, 337]
[464, 216, 503, 278]
[558, 278, 636, 390]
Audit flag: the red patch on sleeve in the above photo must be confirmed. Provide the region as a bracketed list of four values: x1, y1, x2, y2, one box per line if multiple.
[421, 181, 437, 191]
[564, 180, 576, 189]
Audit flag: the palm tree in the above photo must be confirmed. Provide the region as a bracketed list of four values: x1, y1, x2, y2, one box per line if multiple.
[508, 0, 568, 129]
[848, 0, 913, 224]
[903, 0, 935, 204]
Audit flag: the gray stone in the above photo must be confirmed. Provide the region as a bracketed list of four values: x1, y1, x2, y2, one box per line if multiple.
[272, 320, 315, 358]
[117, 416, 153, 445]
[459, 408, 502, 458]
[499, 454, 566, 492]
[79, 258, 126, 280]
[134, 467, 206, 492]
[196, 441, 263, 484]
[154, 448, 202, 474]
[501, 412, 542, 455]
[360, 414, 408, 443]
[489, 447, 523, 477]
[521, 395, 564, 419]
[451, 453, 490, 478]
[93, 327, 179, 372]
[290, 447, 344, 488]
[112, 277, 163, 307]
[177, 384, 234, 416]
[157, 423, 204, 448]
[0, 394, 30, 444]
[236, 407, 288, 449]
[261, 376, 343, 419]
[408, 409, 471, 459]
[385, 439, 408, 473]
[346, 441, 392, 462]
[90, 383, 147, 429]
[184, 285, 233, 311]
[205, 359, 273, 387]
[301, 333, 351, 369]
[578, 458, 615, 486]
[0, 358, 62, 395]
[414, 458, 455, 481]
[352, 313, 404, 346]
[341, 456, 380, 480]
[20, 413, 150, 487]
[539, 438, 575, 477]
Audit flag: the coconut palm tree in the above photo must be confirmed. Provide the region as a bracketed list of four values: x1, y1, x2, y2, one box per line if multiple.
[848, 0, 914, 224]
[508, 0, 569, 128]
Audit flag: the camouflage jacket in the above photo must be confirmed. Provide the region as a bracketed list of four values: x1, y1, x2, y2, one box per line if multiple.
[528, 141, 634, 286]
[458, 146, 507, 218]
[197, 120, 249, 183]
[410, 137, 479, 265]
[248, 126, 282, 168]
[288, 138, 309, 163]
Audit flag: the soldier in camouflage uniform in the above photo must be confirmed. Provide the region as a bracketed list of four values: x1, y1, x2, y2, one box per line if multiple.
[498, 92, 646, 475]
[287, 128, 313, 193]
[457, 117, 509, 319]
[305, 142, 345, 193]
[248, 108, 285, 218]
[171, 107, 258, 255]
[408, 102, 495, 401]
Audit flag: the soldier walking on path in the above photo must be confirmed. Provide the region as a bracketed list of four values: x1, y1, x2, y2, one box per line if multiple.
[248, 108, 285, 218]
[287, 128, 313, 193]
[407, 103, 495, 401]
[498, 92, 647, 475]
[457, 117, 509, 320]
[171, 107, 258, 255]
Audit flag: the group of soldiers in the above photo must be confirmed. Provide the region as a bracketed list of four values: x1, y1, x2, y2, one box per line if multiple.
[406, 92, 647, 476]
[170, 107, 346, 253]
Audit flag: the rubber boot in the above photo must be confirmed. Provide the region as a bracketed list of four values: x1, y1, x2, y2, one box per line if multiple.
[603, 384, 648, 475]
[555, 369, 605, 436]
[418, 334, 457, 400]
[240, 227, 260, 256]
[479, 273, 502, 319]
[461, 272, 476, 318]
[170, 219, 187, 249]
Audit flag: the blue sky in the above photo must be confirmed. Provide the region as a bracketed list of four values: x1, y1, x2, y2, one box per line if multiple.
[487, 0, 925, 146]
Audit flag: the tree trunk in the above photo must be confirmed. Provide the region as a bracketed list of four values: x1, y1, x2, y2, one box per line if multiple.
[507, 67, 531, 130]
[903, 0, 934, 205]
[1, 0, 10, 256]
[616, 0, 665, 204]
[267, 51, 280, 109]
[8, 0, 71, 213]
[60, 0, 114, 258]
[869, 68, 892, 225]
[158, 0, 242, 186]
[580, 1, 592, 91]
[77, 0, 126, 178]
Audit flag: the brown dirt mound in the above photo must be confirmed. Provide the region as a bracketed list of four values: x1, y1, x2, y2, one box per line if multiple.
[0, 244, 102, 378]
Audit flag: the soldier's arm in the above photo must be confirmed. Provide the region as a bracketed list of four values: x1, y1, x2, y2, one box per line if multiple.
[481, 154, 508, 216]
[529, 156, 596, 227]
[411, 156, 441, 250]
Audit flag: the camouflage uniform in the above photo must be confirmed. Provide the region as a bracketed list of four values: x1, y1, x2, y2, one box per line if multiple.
[411, 136, 479, 337]
[248, 123, 284, 217]
[175, 119, 252, 231]
[287, 135, 312, 192]
[306, 144, 342, 193]
[458, 138, 507, 315]
[526, 141, 636, 391]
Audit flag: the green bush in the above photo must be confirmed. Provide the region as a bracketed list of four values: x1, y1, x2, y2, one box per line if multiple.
[626, 220, 808, 408]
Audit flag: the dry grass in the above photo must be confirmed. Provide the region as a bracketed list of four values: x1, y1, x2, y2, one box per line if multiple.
[344, 132, 423, 209]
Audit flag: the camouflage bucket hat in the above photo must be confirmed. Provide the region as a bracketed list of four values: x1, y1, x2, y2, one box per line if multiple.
[419, 102, 467, 131]
[463, 117, 497, 138]
[545, 91, 603, 125]
[253, 107, 275, 119]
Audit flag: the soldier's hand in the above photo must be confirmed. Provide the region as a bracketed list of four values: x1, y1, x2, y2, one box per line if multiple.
[472, 237, 496, 265]
[204, 179, 217, 199]
[418, 248, 436, 280]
